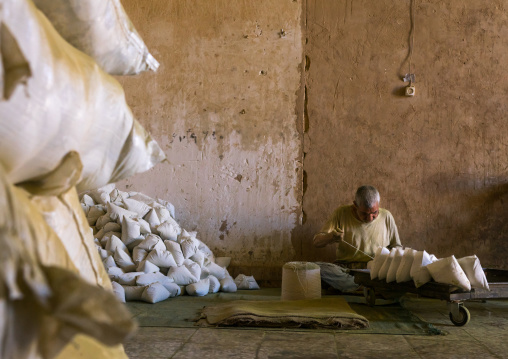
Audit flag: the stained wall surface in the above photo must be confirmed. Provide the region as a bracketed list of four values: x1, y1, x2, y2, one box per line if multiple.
[117, 0, 508, 282]
[297, 0, 508, 267]
[116, 0, 304, 282]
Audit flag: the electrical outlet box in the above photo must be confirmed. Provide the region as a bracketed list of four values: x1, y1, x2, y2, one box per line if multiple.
[405, 85, 415, 97]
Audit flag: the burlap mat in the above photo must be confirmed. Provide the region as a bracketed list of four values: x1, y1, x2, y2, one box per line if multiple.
[197, 296, 369, 329]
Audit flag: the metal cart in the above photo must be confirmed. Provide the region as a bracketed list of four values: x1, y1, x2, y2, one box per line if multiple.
[350, 268, 508, 326]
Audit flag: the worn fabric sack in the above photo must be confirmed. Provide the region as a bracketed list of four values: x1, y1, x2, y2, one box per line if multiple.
[386, 247, 404, 283]
[234, 274, 260, 290]
[32, 0, 159, 75]
[186, 278, 210, 297]
[410, 250, 434, 288]
[0, 0, 165, 194]
[141, 283, 170, 303]
[457, 255, 489, 290]
[377, 248, 397, 281]
[396, 248, 417, 283]
[427, 256, 471, 291]
[370, 247, 389, 280]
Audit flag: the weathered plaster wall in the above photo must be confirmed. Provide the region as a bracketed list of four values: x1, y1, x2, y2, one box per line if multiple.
[297, 0, 508, 267]
[116, 0, 304, 283]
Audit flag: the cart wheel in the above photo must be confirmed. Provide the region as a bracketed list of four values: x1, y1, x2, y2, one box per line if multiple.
[449, 305, 470, 326]
[364, 287, 376, 306]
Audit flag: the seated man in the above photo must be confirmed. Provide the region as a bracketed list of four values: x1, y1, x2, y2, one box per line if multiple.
[313, 185, 402, 292]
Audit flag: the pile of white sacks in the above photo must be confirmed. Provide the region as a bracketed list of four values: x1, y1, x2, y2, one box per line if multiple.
[80, 184, 260, 304]
[368, 247, 490, 291]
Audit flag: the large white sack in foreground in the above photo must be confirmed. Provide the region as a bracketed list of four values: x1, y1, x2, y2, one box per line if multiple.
[0, 0, 165, 193]
[410, 250, 433, 288]
[32, 0, 159, 75]
[427, 256, 471, 291]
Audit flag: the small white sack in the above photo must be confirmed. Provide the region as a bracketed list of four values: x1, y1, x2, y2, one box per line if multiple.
[457, 255, 489, 290]
[186, 278, 210, 297]
[102, 255, 117, 269]
[386, 247, 405, 283]
[411, 251, 434, 288]
[164, 240, 185, 266]
[123, 285, 146, 301]
[146, 249, 177, 268]
[123, 198, 151, 218]
[103, 221, 122, 234]
[220, 276, 237, 292]
[132, 247, 148, 264]
[111, 281, 125, 303]
[121, 216, 142, 247]
[208, 275, 220, 293]
[157, 222, 179, 241]
[206, 261, 228, 281]
[184, 260, 201, 280]
[106, 235, 129, 255]
[136, 260, 160, 274]
[107, 202, 137, 224]
[167, 266, 198, 286]
[142, 283, 170, 303]
[396, 248, 417, 283]
[234, 274, 260, 290]
[427, 256, 471, 291]
[378, 248, 397, 281]
[118, 272, 144, 286]
[134, 218, 152, 235]
[114, 248, 136, 272]
[190, 250, 205, 267]
[144, 209, 161, 232]
[87, 206, 106, 226]
[180, 238, 199, 259]
[370, 247, 390, 280]
[138, 234, 165, 252]
[107, 266, 124, 281]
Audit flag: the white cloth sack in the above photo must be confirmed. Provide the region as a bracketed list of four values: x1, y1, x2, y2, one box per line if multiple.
[220, 276, 238, 293]
[166, 266, 198, 286]
[164, 240, 185, 266]
[410, 250, 434, 288]
[206, 261, 228, 281]
[370, 247, 390, 280]
[234, 274, 260, 290]
[146, 249, 177, 268]
[457, 255, 489, 290]
[141, 283, 170, 304]
[122, 285, 145, 301]
[186, 278, 210, 297]
[208, 275, 221, 293]
[32, 0, 159, 75]
[427, 256, 471, 291]
[0, 0, 165, 193]
[377, 248, 397, 281]
[136, 260, 160, 274]
[111, 281, 126, 303]
[386, 247, 405, 283]
[396, 248, 417, 283]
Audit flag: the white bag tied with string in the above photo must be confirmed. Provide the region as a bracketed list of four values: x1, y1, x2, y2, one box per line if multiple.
[122, 198, 151, 218]
[234, 274, 260, 290]
[146, 249, 177, 269]
[156, 222, 179, 241]
[427, 256, 471, 291]
[183, 260, 202, 280]
[186, 278, 210, 297]
[370, 247, 390, 280]
[121, 216, 142, 247]
[281, 262, 321, 301]
[386, 247, 405, 283]
[378, 248, 397, 281]
[32, 0, 159, 75]
[0, 0, 165, 194]
[137, 234, 165, 252]
[111, 281, 125, 303]
[219, 276, 237, 293]
[141, 283, 170, 304]
[396, 248, 417, 283]
[180, 238, 198, 259]
[167, 266, 197, 286]
[164, 240, 185, 266]
[106, 235, 128, 256]
[114, 248, 136, 272]
[136, 260, 160, 274]
[144, 209, 161, 232]
[410, 250, 434, 288]
[457, 255, 489, 290]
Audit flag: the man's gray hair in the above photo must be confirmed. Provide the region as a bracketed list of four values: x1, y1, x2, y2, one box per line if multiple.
[355, 185, 380, 208]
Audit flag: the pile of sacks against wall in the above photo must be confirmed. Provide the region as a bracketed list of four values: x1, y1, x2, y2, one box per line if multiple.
[368, 247, 490, 291]
[81, 184, 260, 304]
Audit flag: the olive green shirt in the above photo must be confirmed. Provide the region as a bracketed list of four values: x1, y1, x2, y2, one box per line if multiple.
[316, 205, 401, 262]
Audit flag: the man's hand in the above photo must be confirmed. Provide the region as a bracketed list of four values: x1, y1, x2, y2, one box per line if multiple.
[313, 228, 344, 248]
[330, 229, 344, 243]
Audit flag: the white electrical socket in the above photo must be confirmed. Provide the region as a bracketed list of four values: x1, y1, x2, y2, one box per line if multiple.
[405, 85, 415, 97]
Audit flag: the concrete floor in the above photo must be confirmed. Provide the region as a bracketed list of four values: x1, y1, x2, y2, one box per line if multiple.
[124, 295, 508, 359]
